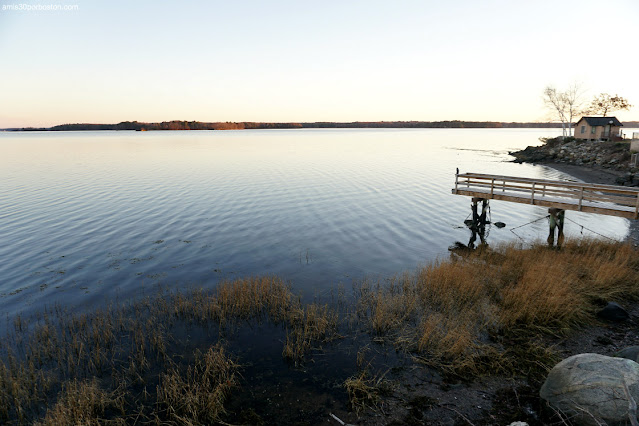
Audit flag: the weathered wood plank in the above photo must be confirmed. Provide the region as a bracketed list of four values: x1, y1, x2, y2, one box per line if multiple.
[452, 173, 639, 219]
[453, 189, 637, 219]
[459, 173, 639, 195]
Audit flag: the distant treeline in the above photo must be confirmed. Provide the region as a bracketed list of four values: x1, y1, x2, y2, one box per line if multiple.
[9, 120, 575, 132]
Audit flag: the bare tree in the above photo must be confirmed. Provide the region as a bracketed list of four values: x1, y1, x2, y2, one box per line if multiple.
[543, 86, 568, 137]
[543, 83, 586, 137]
[586, 93, 632, 116]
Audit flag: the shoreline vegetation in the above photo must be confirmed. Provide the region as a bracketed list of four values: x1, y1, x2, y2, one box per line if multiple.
[2, 239, 639, 425]
[6, 120, 633, 132]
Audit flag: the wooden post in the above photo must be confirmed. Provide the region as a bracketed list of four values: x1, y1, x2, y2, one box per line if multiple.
[548, 208, 565, 248]
[531, 182, 536, 204]
[557, 209, 565, 246]
[479, 199, 489, 224]
[548, 211, 556, 246]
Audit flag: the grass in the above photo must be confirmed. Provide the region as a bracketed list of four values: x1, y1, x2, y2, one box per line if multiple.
[0, 277, 339, 424]
[36, 379, 125, 425]
[344, 368, 392, 415]
[156, 345, 237, 424]
[354, 239, 639, 375]
[1, 239, 638, 423]
[282, 303, 339, 365]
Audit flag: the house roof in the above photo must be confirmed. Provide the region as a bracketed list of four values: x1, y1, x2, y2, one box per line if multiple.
[577, 116, 623, 127]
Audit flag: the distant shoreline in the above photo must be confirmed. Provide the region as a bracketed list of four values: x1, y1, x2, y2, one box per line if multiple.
[1, 120, 594, 132]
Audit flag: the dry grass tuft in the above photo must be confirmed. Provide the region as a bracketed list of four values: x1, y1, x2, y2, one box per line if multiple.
[167, 276, 294, 324]
[156, 345, 238, 424]
[344, 368, 392, 415]
[38, 379, 125, 425]
[282, 303, 339, 364]
[214, 276, 294, 322]
[355, 239, 639, 374]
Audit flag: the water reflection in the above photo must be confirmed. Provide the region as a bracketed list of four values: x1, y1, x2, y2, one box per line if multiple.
[449, 198, 492, 252]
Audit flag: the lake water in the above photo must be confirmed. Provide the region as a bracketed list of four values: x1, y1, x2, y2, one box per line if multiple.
[0, 129, 630, 317]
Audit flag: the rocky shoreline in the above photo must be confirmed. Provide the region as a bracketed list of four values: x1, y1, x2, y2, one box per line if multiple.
[510, 137, 637, 185]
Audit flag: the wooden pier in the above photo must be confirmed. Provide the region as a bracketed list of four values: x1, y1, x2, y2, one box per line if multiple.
[452, 172, 639, 220]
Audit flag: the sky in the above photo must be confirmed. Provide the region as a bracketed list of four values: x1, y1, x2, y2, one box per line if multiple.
[0, 0, 638, 128]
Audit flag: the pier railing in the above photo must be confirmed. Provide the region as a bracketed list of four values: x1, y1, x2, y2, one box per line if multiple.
[453, 172, 639, 219]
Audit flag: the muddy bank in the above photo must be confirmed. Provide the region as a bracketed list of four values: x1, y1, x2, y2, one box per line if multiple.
[542, 162, 627, 185]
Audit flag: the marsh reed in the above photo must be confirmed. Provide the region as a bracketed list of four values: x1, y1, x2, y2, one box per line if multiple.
[0, 277, 338, 424]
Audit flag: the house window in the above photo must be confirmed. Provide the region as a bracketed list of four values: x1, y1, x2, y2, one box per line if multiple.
[581, 126, 585, 134]
[591, 127, 596, 134]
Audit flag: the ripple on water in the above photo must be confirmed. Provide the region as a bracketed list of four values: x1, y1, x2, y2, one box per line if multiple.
[0, 129, 630, 317]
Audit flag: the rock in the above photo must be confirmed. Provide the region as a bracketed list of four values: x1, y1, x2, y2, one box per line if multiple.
[616, 346, 639, 363]
[597, 302, 630, 322]
[540, 353, 639, 426]
[616, 176, 628, 185]
[510, 146, 550, 163]
[509, 137, 633, 175]
[494, 221, 506, 228]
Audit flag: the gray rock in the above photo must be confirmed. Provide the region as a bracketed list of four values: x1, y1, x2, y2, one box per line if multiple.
[540, 353, 639, 426]
[616, 346, 639, 363]
[616, 176, 628, 185]
[597, 302, 630, 322]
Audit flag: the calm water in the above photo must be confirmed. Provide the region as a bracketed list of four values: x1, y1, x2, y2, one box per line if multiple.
[0, 129, 630, 317]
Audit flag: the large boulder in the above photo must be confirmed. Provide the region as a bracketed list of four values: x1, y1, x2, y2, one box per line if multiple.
[540, 353, 639, 425]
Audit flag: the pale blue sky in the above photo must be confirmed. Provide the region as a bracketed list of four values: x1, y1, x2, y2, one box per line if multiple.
[1, 0, 637, 127]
